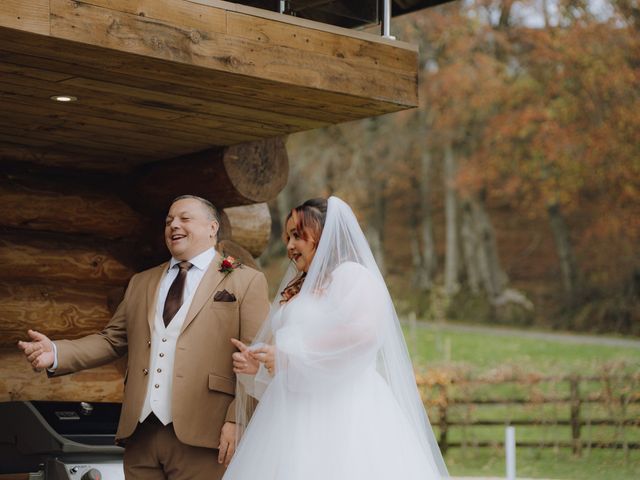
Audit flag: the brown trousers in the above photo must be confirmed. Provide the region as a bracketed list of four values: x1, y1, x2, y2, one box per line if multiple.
[123, 415, 226, 480]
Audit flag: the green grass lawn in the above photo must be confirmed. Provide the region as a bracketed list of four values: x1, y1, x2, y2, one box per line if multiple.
[405, 323, 640, 375]
[446, 447, 639, 479]
[403, 323, 640, 479]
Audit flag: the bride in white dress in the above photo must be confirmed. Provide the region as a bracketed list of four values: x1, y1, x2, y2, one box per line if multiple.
[223, 197, 449, 480]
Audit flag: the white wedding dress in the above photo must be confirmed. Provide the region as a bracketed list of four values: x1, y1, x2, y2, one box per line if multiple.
[223, 197, 448, 480]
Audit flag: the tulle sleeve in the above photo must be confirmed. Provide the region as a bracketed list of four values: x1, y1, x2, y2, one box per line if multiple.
[275, 262, 388, 392]
[236, 313, 276, 401]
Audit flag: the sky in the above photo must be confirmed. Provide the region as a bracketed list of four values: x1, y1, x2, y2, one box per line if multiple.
[463, 0, 616, 28]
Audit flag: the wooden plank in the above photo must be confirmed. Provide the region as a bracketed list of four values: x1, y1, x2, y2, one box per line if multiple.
[0, 0, 50, 35]
[0, 29, 403, 119]
[189, 0, 418, 52]
[0, 114, 254, 170]
[0, 48, 366, 124]
[59, 77, 311, 134]
[0, 114, 182, 158]
[0, 60, 295, 142]
[0, 179, 142, 239]
[0, 133, 53, 149]
[0, 75, 259, 147]
[0, 234, 134, 286]
[0, 135, 154, 170]
[0, 348, 123, 402]
[49, 0, 417, 106]
[0, 99, 212, 156]
[0, 0, 417, 170]
[226, 10, 417, 74]
[0, 58, 76, 83]
[0, 282, 112, 347]
[0, 73, 187, 122]
[0, 96, 223, 158]
[80, 0, 227, 34]
[0, 6, 416, 113]
[84, 0, 416, 74]
[0, 96, 221, 146]
[0, 99, 207, 155]
[0, 142, 123, 171]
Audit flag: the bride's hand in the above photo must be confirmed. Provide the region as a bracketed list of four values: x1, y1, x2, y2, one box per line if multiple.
[230, 338, 260, 375]
[249, 344, 277, 376]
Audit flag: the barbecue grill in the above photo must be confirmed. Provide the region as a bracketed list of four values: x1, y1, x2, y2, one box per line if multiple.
[0, 401, 124, 479]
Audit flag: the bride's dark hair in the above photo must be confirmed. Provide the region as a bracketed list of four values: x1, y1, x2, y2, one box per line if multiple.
[280, 198, 327, 303]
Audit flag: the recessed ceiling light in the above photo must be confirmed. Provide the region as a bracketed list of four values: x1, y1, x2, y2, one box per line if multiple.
[50, 95, 78, 102]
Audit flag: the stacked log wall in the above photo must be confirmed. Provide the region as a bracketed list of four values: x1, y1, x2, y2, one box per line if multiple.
[0, 138, 285, 401]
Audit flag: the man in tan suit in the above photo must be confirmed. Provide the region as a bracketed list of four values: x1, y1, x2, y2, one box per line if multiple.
[18, 195, 270, 479]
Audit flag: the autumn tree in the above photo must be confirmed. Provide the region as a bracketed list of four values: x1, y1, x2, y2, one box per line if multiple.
[463, 0, 640, 312]
[271, 0, 639, 332]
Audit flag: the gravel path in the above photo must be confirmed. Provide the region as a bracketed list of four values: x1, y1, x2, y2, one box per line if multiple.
[413, 321, 640, 349]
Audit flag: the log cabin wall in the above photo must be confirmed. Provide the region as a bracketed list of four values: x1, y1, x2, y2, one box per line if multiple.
[0, 138, 285, 402]
[0, 166, 137, 401]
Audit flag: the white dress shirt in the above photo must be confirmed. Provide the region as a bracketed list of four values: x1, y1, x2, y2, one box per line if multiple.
[140, 247, 216, 424]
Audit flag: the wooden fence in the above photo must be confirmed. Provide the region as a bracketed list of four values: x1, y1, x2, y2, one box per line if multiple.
[416, 373, 640, 455]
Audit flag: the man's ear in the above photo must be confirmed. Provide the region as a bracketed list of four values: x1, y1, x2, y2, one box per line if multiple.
[211, 220, 219, 239]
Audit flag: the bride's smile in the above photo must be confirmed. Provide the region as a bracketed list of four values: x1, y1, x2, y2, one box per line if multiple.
[285, 213, 318, 273]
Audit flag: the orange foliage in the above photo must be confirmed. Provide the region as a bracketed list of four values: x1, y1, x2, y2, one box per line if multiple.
[411, 0, 640, 292]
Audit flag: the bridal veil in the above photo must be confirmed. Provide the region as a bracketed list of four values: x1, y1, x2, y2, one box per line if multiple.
[235, 196, 449, 478]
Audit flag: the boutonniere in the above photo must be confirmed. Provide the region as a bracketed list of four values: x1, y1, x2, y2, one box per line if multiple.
[219, 255, 242, 274]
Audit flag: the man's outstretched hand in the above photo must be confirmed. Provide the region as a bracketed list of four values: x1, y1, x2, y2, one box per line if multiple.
[17, 329, 55, 372]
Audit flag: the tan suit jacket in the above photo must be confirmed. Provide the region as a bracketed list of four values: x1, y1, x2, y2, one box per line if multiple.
[52, 251, 269, 449]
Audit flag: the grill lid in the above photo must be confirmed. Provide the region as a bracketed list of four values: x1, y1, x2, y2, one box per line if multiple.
[0, 401, 123, 473]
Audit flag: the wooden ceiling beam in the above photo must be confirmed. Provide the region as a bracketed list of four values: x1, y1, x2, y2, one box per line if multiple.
[0, 37, 401, 120]
[47, 0, 417, 105]
[0, 0, 418, 170]
[2, 0, 417, 109]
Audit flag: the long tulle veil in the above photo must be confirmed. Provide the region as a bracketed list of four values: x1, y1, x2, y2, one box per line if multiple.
[235, 196, 449, 478]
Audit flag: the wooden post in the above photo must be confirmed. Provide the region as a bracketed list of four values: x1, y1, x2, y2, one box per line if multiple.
[408, 311, 417, 359]
[620, 391, 629, 459]
[569, 375, 582, 456]
[438, 382, 449, 455]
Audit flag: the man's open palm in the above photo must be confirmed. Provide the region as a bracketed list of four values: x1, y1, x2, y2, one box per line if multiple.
[17, 329, 54, 371]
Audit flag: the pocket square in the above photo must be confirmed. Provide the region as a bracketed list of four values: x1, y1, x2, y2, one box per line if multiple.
[213, 289, 236, 302]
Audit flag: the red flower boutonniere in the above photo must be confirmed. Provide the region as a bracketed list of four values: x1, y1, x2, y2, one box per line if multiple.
[219, 255, 242, 274]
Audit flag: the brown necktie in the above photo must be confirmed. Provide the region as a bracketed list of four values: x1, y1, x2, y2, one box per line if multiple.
[163, 261, 193, 327]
